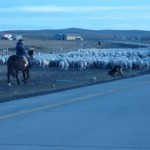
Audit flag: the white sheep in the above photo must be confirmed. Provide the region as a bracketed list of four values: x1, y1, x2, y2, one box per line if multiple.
[77, 60, 87, 70]
[59, 59, 69, 71]
[41, 59, 50, 68]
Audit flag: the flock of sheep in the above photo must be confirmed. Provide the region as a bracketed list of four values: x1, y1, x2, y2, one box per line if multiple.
[32, 48, 150, 71]
[1, 48, 150, 72]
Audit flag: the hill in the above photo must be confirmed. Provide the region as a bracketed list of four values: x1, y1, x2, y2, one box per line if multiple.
[3, 28, 150, 40]
[0, 28, 150, 51]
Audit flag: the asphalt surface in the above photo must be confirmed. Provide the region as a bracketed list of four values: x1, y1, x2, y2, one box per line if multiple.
[0, 74, 150, 150]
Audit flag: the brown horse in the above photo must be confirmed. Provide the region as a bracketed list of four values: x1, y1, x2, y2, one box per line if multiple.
[7, 50, 34, 86]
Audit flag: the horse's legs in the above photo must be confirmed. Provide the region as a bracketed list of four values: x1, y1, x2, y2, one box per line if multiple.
[15, 70, 20, 85]
[22, 70, 26, 79]
[25, 69, 30, 80]
[7, 64, 15, 86]
[7, 71, 11, 86]
[22, 71, 27, 84]
[22, 69, 30, 84]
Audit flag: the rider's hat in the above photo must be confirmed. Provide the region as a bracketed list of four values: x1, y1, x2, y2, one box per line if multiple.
[19, 39, 23, 42]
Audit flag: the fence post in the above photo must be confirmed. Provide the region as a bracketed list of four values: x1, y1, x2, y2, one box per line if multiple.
[2, 48, 8, 56]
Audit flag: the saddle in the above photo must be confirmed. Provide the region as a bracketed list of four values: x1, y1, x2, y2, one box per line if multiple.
[16, 56, 29, 68]
[22, 56, 29, 67]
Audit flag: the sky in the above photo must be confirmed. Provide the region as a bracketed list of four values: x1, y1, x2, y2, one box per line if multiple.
[0, 0, 150, 31]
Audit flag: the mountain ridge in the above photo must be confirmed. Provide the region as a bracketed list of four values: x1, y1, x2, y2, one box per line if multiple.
[2, 28, 150, 40]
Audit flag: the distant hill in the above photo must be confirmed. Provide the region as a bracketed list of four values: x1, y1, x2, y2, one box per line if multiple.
[2, 28, 150, 41]
[1, 28, 150, 50]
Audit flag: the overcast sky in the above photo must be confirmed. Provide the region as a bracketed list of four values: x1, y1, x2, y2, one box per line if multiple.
[0, 0, 150, 31]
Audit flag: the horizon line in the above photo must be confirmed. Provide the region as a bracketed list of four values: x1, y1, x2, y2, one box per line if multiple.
[1, 28, 150, 32]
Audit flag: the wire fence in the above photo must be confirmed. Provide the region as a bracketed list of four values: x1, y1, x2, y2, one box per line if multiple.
[0, 49, 15, 56]
[0, 47, 79, 57]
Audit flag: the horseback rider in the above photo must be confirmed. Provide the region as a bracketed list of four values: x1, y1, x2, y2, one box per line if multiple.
[16, 39, 32, 68]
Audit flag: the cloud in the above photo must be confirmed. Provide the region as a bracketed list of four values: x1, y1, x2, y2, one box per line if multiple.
[20, 5, 150, 12]
[0, 5, 150, 13]
[111, 23, 150, 30]
[89, 16, 128, 20]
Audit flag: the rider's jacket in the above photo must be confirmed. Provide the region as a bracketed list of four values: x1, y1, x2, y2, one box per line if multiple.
[16, 41, 27, 57]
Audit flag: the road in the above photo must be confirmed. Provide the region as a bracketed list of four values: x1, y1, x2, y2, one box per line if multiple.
[101, 40, 150, 47]
[0, 74, 150, 150]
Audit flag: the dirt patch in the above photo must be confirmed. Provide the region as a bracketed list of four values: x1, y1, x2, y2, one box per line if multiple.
[0, 65, 149, 103]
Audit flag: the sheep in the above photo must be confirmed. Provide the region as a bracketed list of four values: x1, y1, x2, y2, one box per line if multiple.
[2, 47, 150, 72]
[0, 57, 5, 65]
[32, 57, 42, 67]
[58, 59, 69, 71]
[143, 57, 150, 69]
[41, 59, 50, 68]
[77, 60, 87, 70]
[142, 60, 149, 69]
[126, 60, 133, 71]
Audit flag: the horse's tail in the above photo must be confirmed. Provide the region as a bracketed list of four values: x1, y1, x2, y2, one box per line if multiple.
[7, 56, 16, 78]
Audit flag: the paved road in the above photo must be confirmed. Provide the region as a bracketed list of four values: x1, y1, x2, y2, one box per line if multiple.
[0, 74, 150, 150]
[101, 40, 150, 47]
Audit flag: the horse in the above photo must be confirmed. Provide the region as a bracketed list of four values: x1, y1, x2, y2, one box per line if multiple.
[108, 65, 123, 77]
[7, 50, 34, 86]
